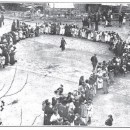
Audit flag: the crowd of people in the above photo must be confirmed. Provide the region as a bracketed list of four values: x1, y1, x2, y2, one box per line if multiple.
[0, 17, 129, 126]
[30, 20, 129, 126]
[42, 84, 93, 126]
[42, 53, 115, 126]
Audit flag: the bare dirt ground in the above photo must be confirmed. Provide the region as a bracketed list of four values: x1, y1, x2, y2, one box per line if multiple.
[0, 19, 130, 126]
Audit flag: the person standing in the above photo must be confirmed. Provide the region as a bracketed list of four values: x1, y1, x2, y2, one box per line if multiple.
[9, 46, 17, 65]
[44, 100, 54, 125]
[1, 13, 4, 26]
[102, 73, 109, 94]
[87, 100, 93, 125]
[119, 13, 123, 27]
[2, 45, 10, 65]
[35, 23, 40, 37]
[91, 54, 98, 71]
[94, 12, 100, 31]
[60, 37, 67, 51]
[11, 20, 16, 31]
[17, 19, 20, 29]
[80, 101, 88, 125]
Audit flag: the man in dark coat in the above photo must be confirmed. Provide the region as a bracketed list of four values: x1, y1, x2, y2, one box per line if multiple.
[60, 37, 66, 51]
[91, 54, 98, 71]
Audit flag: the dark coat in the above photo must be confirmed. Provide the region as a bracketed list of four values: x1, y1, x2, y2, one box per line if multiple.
[60, 39, 66, 51]
[105, 117, 113, 126]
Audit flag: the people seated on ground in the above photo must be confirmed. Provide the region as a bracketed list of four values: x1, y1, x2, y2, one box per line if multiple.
[105, 115, 113, 126]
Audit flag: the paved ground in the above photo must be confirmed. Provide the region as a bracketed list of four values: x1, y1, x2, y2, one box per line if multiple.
[0, 19, 130, 126]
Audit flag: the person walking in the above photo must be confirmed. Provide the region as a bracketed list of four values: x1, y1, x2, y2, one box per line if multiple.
[60, 37, 67, 51]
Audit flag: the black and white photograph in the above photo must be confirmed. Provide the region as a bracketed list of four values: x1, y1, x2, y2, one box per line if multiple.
[0, 2, 129, 127]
